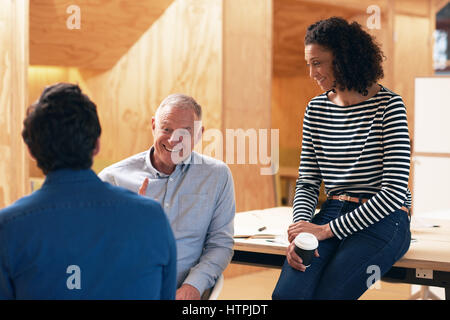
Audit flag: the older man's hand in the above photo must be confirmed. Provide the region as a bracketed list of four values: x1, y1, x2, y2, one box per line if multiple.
[138, 177, 149, 196]
[176, 284, 201, 300]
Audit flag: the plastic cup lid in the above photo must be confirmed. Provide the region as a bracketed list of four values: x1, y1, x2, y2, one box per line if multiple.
[294, 232, 318, 250]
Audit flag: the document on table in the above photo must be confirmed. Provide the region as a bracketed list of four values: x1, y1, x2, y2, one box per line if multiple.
[234, 207, 293, 239]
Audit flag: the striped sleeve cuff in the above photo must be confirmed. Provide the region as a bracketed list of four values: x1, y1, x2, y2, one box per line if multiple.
[329, 218, 344, 240]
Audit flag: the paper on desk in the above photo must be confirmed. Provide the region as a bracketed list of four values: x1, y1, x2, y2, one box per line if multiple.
[265, 234, 290, 246]
[410, 216, 440, 229]
[236, 234, 290, 247]
[234, 207, 292, 238]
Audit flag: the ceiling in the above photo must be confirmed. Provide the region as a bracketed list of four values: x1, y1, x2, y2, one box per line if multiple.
[30, 0, 174, 70]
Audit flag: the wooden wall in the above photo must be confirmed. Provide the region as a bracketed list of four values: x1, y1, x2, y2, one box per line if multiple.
[78, 0, 222, 167]
[30, 0, 173, 69]
[393, 0, 436, 145]
[67, 0, 276, 212]
[0, 0, 29, 207]
[223, 0, 275, 211]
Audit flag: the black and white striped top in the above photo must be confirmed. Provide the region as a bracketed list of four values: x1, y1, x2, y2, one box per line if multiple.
[293, 85, 411, 240]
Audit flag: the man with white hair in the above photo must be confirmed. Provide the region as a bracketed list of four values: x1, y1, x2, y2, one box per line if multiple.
[99, 94, 235, 300]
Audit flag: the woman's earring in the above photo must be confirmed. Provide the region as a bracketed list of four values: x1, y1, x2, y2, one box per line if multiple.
[331, 81, 337, 93]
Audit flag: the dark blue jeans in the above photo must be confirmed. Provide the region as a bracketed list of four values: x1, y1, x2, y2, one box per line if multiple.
[272, 199, 411, 300]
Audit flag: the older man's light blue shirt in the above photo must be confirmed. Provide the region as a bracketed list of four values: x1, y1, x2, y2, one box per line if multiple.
[98, 148, 235, 294]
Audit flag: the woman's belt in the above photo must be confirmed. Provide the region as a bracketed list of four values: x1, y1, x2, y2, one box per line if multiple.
[327, 195, 409, 214]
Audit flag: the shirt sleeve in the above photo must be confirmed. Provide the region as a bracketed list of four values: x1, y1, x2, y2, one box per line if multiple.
[182, 164, 235, 295]
[329, 95, 411, 239]
[293, 104, 322, 223]
[98, 168, 117, 186]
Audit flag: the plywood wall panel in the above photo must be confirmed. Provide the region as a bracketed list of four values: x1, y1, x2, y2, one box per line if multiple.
[30, 0, 173, 69]
[300, 0, 388, 11]
[223, 0, 275, 211]
[272, 75, 322, 166]
[273, 0, 372, 77]
[394, 14, 433, 144]
[81, 0, 222, 164]
[395, 0, 431, 16]
[0, 0, 29, 207]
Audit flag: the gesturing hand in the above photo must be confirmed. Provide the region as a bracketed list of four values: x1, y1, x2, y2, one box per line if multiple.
[138, 177, 149, 196]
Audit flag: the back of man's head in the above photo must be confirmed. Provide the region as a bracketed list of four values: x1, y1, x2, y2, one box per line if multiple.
[22, 83, 101, 175]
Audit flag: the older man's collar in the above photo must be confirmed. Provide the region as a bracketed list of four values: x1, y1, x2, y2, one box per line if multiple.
[145, 146, 192, 177]
[180, 152, 192, 172]
[145, 147, 166, 178]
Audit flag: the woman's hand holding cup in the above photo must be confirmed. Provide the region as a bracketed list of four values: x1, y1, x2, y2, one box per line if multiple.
[286, 232, 319, 271]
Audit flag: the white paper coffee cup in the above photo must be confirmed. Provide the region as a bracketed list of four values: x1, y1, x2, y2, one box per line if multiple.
[293, 232, 318, 267]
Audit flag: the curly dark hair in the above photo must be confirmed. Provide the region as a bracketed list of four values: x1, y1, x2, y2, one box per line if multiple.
[22, 83, 101, 174]
[305, 17, 385, 95]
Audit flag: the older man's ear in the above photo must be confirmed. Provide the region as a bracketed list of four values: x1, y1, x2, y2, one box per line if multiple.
[151, 116, 156, 132]
[194, 125, 204, 146]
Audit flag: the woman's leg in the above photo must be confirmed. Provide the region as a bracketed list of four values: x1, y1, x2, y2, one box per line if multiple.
[272, 200, 343, 300]
[272, 235, 340, 299]
[312, 208, 411, 299]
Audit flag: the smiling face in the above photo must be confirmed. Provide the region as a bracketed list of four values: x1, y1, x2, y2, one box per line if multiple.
[151, 105, 202, 174]
[304, 44, 336, 91]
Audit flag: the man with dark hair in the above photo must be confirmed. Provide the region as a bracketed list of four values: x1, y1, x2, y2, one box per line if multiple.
[0, 83, 176, 299]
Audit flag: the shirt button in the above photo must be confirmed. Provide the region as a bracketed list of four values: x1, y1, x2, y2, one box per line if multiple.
[165, 203, 170, 208]
[169, 178, 174, 182]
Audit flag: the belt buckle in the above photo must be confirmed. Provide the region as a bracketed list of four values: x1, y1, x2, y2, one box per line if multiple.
[337, 195, 346, 202]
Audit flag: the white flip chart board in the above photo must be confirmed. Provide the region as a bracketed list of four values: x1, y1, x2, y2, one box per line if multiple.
[413, 77, 450, 218]
[412, 156, 450, 217]
[414, 77, 450, 153]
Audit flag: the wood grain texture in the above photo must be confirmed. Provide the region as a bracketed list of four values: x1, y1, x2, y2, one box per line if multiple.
[393, 14, 432, 150]
[223, 0, 275, 211]
[299, 0, 388, 11]
[30, 0, 173, 69]
[0, 0, 29, 207]
[273, 0, 386, 77]
[395, 0, 432, 16]
[80, 0, 222, 164]
[272, 75, 321, 153]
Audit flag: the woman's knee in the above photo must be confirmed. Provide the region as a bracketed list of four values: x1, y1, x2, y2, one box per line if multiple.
[272, 282, 312, 300]
[272, 263, 316, 300]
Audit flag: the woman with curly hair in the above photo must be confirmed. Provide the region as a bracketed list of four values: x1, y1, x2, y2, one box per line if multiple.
[272, 17, 412, 299]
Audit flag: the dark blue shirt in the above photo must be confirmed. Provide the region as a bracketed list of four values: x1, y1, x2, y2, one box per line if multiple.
[0, 169, 176, 299]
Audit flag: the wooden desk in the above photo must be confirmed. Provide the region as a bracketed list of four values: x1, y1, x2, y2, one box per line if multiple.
[232, 207, 450, 299]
